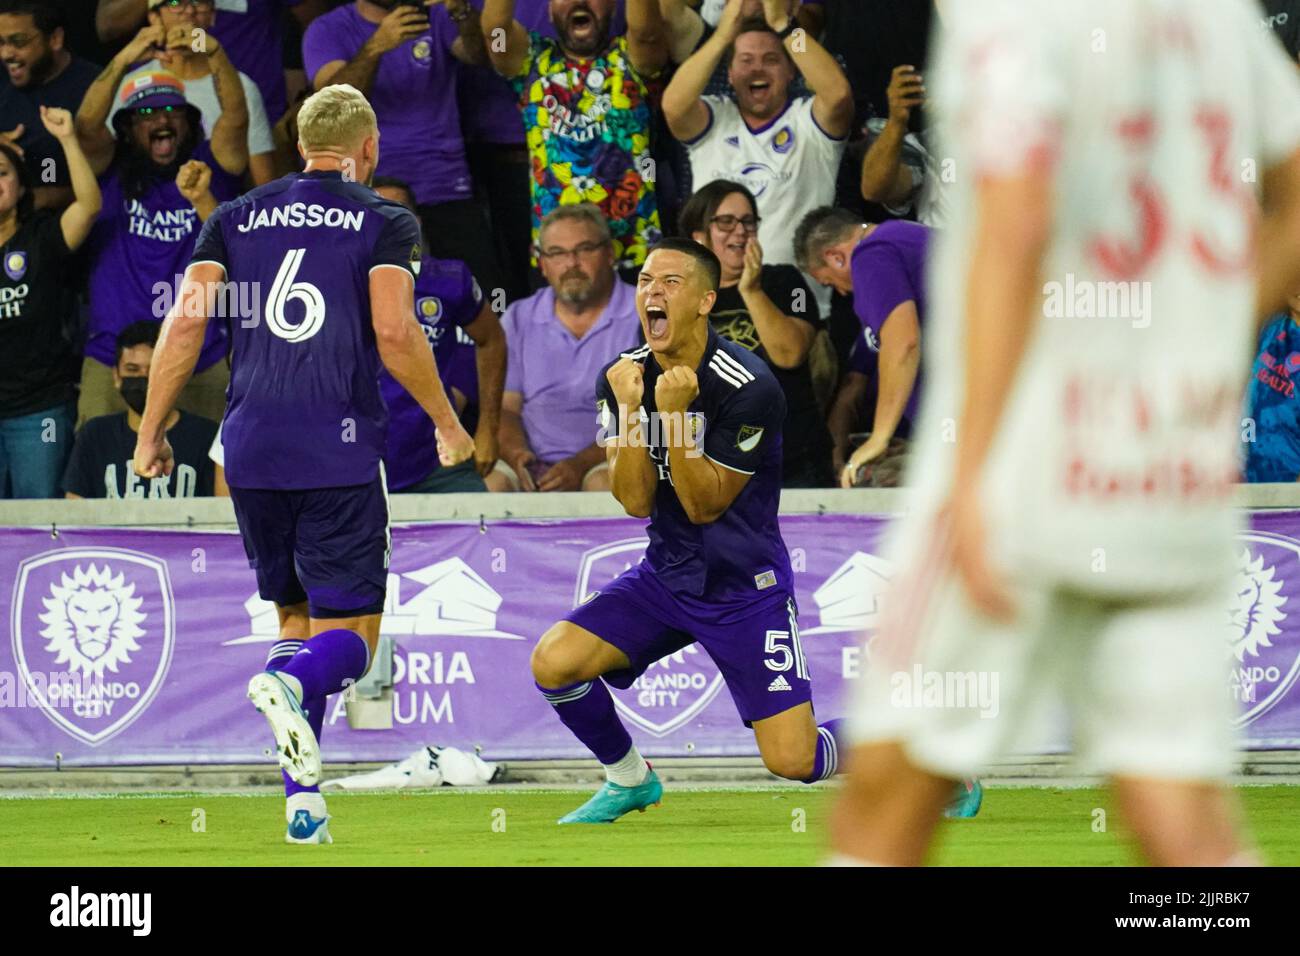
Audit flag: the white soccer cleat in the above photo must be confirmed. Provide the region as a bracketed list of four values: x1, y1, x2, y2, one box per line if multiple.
[247, 672, 322, 787]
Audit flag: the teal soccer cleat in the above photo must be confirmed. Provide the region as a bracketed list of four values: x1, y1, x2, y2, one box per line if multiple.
[558, 768, 664, 824]
[943, 777, 983, 819]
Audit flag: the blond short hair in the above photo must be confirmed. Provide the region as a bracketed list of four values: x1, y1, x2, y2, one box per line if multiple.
[297, 84, 378, 154]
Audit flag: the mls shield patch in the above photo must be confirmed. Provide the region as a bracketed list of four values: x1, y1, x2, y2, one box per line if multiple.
[736, 425, 764, 452]
[11, 548, 175, 746]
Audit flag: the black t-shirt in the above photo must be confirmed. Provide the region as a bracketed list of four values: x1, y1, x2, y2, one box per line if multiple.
[0, 209, 80, 417]
[709, 265, 831, 481]
[0, 56, 100, 189]
[63, 411, 219, 499]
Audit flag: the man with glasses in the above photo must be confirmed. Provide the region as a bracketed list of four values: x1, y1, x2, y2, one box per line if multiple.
[101, 0, 277, 186]
[0, 1, 101, 209]
[487, 203, 641, 492]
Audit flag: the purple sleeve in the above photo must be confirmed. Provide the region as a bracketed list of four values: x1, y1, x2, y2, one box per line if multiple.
[595, 363, 618, 440]
[502, 305, 523, 393]
[373, 210, 422, 275]
[851, 244, 917, 348]
[302, 14, 353, 85]
[704, 373, 785, 475]
[190, 209, 228, 271]
[452, 263, 484, 328]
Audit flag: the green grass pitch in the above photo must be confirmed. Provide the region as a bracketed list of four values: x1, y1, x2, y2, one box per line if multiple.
[2, 786, 1297, 866]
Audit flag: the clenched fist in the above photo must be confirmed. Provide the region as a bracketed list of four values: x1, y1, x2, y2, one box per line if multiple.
[655, 365, 698, 415]
[606, 356, 645, 409]
[176, 160, 212, 206]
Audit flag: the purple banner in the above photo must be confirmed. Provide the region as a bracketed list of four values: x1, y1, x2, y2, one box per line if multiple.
[2, 512, 1299, 767]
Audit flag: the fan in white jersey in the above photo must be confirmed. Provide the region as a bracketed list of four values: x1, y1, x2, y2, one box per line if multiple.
[828, 0, 1300, 867]
[661, 0, 853, 269]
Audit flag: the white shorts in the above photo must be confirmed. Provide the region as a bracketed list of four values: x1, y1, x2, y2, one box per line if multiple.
[846, 530, 1239, 783]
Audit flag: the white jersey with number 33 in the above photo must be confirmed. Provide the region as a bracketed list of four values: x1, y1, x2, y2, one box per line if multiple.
[909, 0, 1300, 595]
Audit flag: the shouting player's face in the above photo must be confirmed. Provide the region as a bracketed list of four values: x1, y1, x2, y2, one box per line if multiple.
[637, 248, 714, 356]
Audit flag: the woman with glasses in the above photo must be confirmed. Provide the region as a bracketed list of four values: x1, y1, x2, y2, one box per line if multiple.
[679, 178, 833, 487]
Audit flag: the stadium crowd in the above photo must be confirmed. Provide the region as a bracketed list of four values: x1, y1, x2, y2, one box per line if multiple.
[3, 0, 1300, 499]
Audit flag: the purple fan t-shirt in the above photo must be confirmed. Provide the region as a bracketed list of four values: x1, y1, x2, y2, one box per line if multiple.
[460, 0, 628, 146]
[380, 255, 483, 490]
[209, 0, 300, 124]
[303, 3, 471, 206]
[501, 278, 641, 463]
[85, 140, 242, 372]
[190, 170, 422, 490]
[850, 219, 929, 425]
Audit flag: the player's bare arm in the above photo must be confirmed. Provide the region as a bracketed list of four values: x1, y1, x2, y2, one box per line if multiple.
[1257, 147, 1300, 319]
[658, 365, 750, 523]
[661, 0, 743, 141]
[950, 168, 1055, 621]
[482, 0, 531, 80]
[132, 262, 223, 480]
[605, 356, 657, 517]
[626, 0, 671, 77]
[370, 266, 475, 467]
[841, 300, 920, 486]
[760, 0, 852, 139]
[465, 299, 507, 476]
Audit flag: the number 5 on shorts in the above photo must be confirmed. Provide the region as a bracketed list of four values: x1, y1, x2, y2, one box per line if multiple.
[764, 628, 808, 679]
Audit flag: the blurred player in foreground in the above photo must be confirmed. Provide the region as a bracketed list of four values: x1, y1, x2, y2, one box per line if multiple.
[830, 0, 1300, 866]
[133, 83, 474, 844]
[531, 238, 845, 823]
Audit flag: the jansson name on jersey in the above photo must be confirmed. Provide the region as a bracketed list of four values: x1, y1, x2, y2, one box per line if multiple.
[236, 202, 366, 233]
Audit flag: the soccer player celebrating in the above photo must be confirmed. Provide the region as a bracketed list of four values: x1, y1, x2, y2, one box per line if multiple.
[132, 83, 474, 844]
[830, 0, 1300, 866]
[531, 237, 843, 823]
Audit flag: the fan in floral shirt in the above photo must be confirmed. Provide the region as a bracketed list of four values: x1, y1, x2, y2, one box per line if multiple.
[484, 0, 670, 269]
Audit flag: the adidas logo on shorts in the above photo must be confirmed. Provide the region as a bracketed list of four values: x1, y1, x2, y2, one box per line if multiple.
[767, 675, 792, 692]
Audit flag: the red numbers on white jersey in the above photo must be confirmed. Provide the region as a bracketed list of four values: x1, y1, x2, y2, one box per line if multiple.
[1086, 105, 1255, 280]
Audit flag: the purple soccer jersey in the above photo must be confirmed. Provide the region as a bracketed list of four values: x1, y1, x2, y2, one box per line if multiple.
[302, 4, 471, 206]
[379, 255, 483, 490]
[594, 328, 791, 610]
[190, 170, 422, 490]
[86, 140, 242, 372]
[850, 219, 929, 424]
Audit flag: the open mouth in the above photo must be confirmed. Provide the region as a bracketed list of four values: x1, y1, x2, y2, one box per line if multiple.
[149, 128, 178, 163]
[748, 79, 771, 96]
[646, 305, 669, 340]
[4, 60, 26, 82]
[568, 8, 595, 36]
